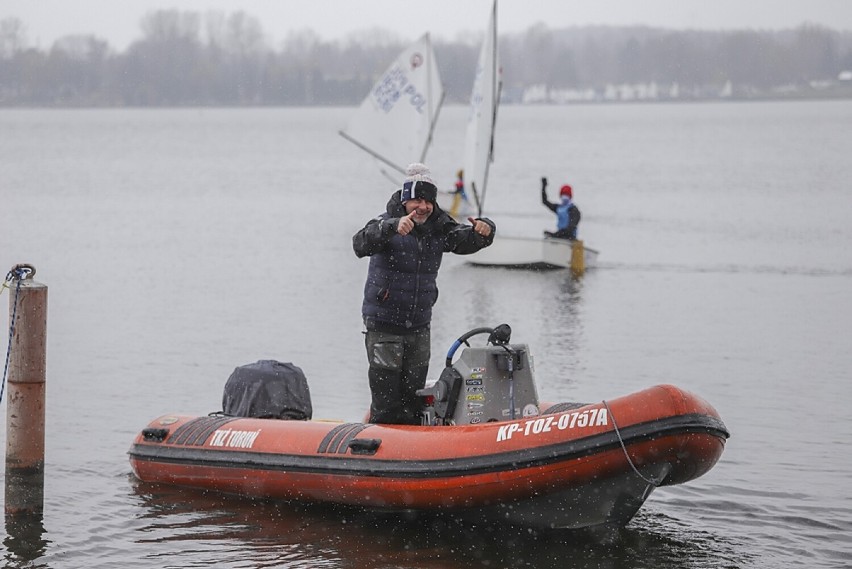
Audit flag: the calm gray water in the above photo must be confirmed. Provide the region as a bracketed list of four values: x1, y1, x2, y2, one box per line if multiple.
[1, 101, 851, 568]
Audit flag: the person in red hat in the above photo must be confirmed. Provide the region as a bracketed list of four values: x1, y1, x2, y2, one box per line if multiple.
[540, 176, 581, 240]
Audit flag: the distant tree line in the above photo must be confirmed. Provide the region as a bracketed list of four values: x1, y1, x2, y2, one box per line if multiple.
[1, 10, 851, 106]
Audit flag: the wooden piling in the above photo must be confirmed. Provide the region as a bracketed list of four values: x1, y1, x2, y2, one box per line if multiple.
[5, 276, 47, 516]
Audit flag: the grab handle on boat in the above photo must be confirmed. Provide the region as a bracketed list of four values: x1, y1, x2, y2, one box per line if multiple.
[348, 438, 381, 455]
[142, 428, 170, 442]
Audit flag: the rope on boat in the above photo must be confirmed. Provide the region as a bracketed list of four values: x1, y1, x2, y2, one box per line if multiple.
[1, 265, 34, 404]
[602, 399, 661, 487]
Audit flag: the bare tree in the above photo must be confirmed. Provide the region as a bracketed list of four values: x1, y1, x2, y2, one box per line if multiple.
[0, 17, 27, 58]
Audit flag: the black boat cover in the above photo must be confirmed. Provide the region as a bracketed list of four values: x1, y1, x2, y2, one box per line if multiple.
[222, 360, 312, 420]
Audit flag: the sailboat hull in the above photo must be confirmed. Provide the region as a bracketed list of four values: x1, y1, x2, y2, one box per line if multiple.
[468, 235, 599, 271]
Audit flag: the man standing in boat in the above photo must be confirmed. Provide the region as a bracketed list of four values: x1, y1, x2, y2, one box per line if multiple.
[541, 176, 581, 240]
[353, 163, 496, 425]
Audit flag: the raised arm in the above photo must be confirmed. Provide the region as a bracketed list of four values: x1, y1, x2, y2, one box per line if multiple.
[446, 217, 496, 255]
[540, 177, 557, 212]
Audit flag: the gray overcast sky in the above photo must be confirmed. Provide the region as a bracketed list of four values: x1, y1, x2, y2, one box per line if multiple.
[4, 0, 852, 50]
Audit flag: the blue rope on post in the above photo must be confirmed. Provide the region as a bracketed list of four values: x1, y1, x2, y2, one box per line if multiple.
[1, 266, 31, 404]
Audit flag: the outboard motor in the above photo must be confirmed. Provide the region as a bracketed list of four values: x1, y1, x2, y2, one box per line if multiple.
[417, 324, 540, 425]
[222, 360, 312, 420]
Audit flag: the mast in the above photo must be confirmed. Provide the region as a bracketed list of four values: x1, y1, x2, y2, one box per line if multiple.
[464, 0, 500, 217]
[478, 0, 500, 216]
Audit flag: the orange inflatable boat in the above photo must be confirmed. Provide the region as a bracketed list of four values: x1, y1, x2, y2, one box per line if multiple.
[129, 325, 729, 530]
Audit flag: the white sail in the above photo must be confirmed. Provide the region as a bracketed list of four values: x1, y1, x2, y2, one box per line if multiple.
[463, 0, 501, 215]
[340, 33, 445, 177]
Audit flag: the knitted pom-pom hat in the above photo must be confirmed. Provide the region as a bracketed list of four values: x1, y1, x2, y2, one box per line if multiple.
[401, 163, 438, 203]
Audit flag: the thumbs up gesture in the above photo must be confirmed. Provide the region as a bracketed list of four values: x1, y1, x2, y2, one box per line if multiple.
[468, 217, 492, 237]
[397, 210, 417, 236]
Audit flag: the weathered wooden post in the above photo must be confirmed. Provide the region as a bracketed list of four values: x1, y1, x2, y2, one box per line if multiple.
[570, 239, 586, 276]
[4, 264, 47, 516]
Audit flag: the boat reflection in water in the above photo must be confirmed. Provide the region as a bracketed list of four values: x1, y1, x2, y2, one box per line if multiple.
[129, 479, 742, 568]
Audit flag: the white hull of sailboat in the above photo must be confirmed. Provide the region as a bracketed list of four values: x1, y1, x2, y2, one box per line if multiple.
[467, 235, 598, 271]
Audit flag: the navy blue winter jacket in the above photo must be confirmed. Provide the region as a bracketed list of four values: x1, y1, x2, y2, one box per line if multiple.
[353, 192, 495, 332]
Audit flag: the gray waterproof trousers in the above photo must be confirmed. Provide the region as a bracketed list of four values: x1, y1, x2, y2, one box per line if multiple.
[364, 327, 430, 425]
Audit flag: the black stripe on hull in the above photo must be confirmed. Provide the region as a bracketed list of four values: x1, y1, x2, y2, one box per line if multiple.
[130, 414, 729, 483]
[541, 402, 588, 414]
[317, 423, 369, 454]
[168, 416, 236, 446]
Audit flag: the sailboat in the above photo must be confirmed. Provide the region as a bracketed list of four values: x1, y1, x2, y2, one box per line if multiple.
[462, 2, 598, 274]
[340, 33, 445, 181]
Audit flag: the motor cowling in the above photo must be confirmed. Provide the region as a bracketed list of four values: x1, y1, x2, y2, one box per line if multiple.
[222, 360, 312, 420]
